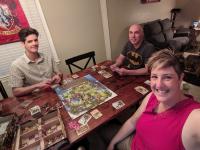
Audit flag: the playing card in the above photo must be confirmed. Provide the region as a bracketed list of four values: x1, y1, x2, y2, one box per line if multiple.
[144, 80, 150, 86]
[78, 113, 92, 125]
[100, 65, 107, 69]
[68, 120, 80, 130]
[134, 86, 149, 95]
[102, 72, 112, 78]
[76, 124, 89, 136]
[98, 70, 106, 75]
[90, 109, 103, 119]
[112, 100, 125, 109]
[63, 78, 73, 85]
[72, 74, 79, 79]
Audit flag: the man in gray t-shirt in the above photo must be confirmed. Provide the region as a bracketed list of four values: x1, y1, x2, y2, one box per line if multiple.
[110, 24, 155, 76]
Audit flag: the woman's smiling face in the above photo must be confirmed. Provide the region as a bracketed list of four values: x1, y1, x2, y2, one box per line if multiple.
[150, 66, 183, 103]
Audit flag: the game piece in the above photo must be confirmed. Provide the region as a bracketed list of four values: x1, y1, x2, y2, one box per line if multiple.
[78, 113, 92, 125]
[76, 124, 89, 136]
[134, 86, 149, 95]
[72, 74, 79, 79]
[112, 100, 125, 109]
[68, 120, 80, 130]
[90, 109, 103, 119]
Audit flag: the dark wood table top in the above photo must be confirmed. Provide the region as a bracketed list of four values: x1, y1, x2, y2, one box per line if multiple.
[0, 61, 150, 147]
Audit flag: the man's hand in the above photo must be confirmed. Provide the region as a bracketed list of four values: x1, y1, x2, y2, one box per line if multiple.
[110, 63, 119, 72]
[51, 74, 62, 84]
[115, 68, 128, 76]
[35, 80, 52, 90]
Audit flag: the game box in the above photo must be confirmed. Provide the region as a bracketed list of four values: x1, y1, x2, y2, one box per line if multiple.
[14, 110, 68, 150]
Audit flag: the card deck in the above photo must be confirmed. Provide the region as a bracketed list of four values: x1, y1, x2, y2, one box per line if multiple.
[76, 124, 89, 136]
[78, 113, 92, 125]
[134, 86, 149, 95]
[72, 74, 79, 79]
[90, 109, 103, 119]
[112, 100, 125, 109]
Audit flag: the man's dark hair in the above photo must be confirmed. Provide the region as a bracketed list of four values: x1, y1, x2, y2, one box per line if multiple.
[18, 27, 39, 42]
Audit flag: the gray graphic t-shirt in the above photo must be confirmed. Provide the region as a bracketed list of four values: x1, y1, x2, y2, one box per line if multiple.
[121, 41, 155, 69]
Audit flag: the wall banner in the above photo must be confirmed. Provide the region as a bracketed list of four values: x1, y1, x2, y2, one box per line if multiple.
[0, 0, 29, 45]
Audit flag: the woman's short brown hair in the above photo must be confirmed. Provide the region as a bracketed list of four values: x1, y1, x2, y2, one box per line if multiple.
[147, 49, 184, 78]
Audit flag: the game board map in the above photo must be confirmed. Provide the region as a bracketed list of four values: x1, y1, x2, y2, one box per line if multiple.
[54, 74, 117, 119]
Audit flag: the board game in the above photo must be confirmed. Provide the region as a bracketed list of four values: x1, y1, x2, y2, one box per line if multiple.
[55, 74, 117, 119]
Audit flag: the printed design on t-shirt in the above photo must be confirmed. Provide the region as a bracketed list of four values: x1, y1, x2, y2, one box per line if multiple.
[126, 51, 143, 69]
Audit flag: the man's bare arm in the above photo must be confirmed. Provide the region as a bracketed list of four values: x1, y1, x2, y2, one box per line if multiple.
[12, 80, 52, 97]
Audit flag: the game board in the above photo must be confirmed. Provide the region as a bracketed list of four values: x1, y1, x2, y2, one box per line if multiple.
[55, 74, 117, 119]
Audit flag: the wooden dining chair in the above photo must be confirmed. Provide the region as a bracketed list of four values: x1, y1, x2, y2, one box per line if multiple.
[0, 80, 8, 99]
[65, 51, 96, 74]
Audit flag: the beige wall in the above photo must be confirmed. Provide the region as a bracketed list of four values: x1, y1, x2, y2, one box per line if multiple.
[175, 0, 200, 41]
[107, 0, 176, 59]
[39, 0, 106, 74]
[175, 0, 200, 27]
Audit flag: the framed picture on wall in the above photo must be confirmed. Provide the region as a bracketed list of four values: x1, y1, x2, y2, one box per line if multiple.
[141, 0, 161, 4]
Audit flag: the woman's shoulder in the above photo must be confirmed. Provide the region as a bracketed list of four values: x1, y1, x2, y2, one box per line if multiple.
[182, 108, 200, 149]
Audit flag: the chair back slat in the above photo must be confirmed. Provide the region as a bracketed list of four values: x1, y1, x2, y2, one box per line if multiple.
[0, 81, 8, 99]
[65, 51, 96, 74]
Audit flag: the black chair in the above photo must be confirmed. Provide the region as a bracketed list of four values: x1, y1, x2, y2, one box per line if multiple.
[0, 81, 8, 99]
[65, 51, 96, 74]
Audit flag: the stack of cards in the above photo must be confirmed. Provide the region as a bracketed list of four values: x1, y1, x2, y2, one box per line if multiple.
[134, 86, 149, 95]
[112, 100, 125, 109]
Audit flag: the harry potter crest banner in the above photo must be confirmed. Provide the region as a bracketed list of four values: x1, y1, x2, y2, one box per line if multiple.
[0, 0, 29, 44]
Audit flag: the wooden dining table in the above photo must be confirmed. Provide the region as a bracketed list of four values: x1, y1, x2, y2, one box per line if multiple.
[0, 60, 151, 149]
